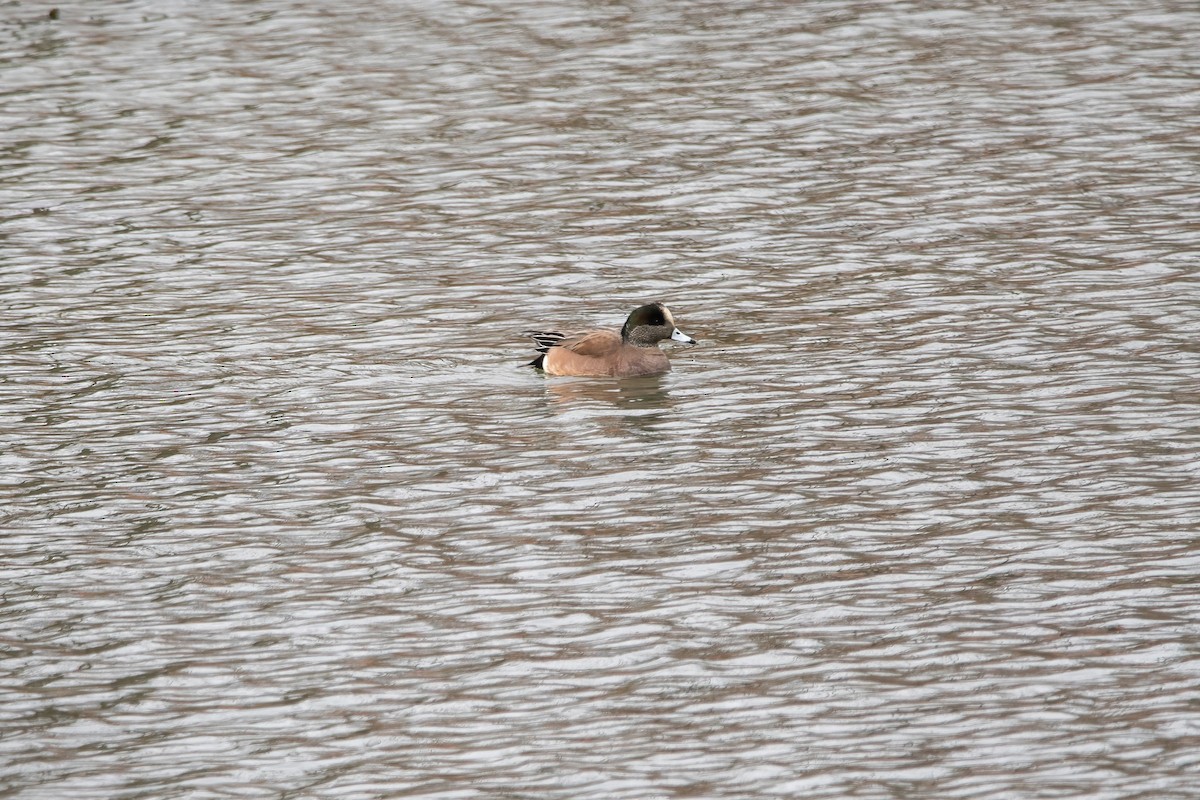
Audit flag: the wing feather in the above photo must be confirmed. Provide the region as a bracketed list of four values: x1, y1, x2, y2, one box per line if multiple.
[523, 330, 567, 354]
[558, 329, 620, 359]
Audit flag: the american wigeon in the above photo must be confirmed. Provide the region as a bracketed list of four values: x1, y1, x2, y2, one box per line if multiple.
[525, 302, 697, 377]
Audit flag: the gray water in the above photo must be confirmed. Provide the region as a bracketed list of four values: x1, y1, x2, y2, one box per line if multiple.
[3, 1, 1200, 798]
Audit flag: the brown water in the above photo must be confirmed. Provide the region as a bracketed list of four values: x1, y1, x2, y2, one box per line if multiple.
[3, 1, 1200, 798]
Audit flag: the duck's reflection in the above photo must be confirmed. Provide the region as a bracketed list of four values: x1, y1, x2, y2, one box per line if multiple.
[544, 374, 674, 410]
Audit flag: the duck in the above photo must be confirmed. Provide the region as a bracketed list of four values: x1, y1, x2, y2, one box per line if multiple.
[524, 302, 697, 377]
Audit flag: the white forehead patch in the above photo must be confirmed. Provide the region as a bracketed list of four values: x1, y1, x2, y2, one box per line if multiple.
[662, 306, 675, 325]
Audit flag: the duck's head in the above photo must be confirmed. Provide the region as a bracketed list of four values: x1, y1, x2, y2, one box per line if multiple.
[621, 302, 697, 347]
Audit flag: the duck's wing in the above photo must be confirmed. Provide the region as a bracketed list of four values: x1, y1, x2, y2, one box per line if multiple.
[523, 330, 568, 354]
[554, 329, 621, 358]
[524, 328, 623, 373]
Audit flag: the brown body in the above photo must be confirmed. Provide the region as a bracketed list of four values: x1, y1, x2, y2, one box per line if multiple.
[525, 303, 696, 378]
[542, 329, 672, 377]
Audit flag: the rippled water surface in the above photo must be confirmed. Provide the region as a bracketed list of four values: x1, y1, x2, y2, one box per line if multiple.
[4, 0, 1200, 797]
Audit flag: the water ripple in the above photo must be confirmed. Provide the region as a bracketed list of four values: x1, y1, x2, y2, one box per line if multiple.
[4, 0, 1200, 798]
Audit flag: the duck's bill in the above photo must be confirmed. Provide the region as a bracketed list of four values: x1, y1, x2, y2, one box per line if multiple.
[671, 328, 697, 345]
